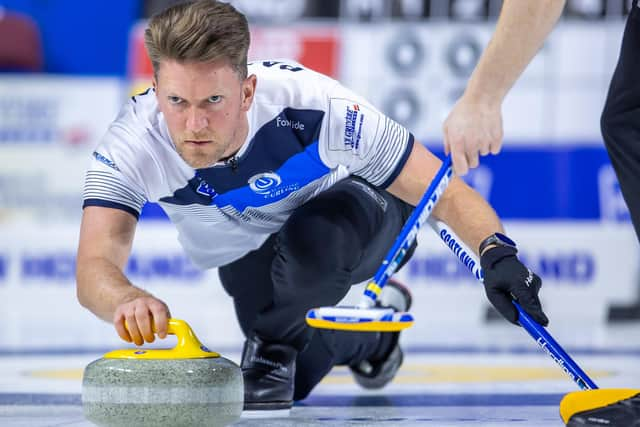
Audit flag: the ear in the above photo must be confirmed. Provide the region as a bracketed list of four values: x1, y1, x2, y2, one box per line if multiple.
[152, 76, 158, 92]
[241, 74, 257, 111]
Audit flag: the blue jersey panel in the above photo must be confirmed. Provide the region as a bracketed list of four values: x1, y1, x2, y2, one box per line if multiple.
[213, 141, 330, 211]
[159, 108, 325, 207]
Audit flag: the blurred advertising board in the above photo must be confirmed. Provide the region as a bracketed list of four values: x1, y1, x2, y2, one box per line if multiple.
[0, 76, 122, 147]
[0, 76, 123, 223]
[128, 21, 340, 92]
[127, 21, 624, 143]
[338, 22, 623, 143]
[0, 221, 635, 350]
[0, 222, 242, 350]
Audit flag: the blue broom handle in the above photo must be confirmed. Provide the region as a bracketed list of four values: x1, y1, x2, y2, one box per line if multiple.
[429, 219, 598, 390]
[362, 155, 454, 306]
[515, 301, 598, 390]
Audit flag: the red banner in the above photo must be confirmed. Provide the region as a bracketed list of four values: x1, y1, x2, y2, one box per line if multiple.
[128, 22, 340, 80]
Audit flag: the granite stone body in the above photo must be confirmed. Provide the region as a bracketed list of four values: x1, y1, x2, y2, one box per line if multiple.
[82, 356, 243, 427]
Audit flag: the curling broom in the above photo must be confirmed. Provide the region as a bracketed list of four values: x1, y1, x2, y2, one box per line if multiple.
[305, 155, 454, 332]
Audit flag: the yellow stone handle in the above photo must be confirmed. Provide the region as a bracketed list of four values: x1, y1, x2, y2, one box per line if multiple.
[103, 318, 220, 359]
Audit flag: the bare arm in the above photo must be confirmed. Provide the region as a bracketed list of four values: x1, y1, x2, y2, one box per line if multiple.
[76, 206, 138, 319]
[386, 142, 503, 254]
[466, 0, 565, 103]
[76, 206, 170, 344]
[444, 0, 566, 175]
[386, 143, 548, 325]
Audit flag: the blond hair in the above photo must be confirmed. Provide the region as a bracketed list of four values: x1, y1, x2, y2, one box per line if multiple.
[144, 0, 250, 79]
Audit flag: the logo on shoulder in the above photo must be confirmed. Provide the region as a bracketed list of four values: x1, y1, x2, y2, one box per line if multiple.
[248, 172, 282, 195]
[93, 151, 120, 171]
[344, 104, 364, 151]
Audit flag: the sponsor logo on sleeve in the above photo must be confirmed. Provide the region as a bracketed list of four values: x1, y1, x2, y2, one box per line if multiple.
[344, 104, 364, 151]
[328, 98, 378, 156]
[93, 151, 120, 171]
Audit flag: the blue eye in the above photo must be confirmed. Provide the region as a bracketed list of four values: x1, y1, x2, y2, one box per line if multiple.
[168, 96, 182, 105]
[208, 96, 222, 103]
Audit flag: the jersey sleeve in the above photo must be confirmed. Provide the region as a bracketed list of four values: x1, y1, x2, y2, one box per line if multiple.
[318, 82, 414, 188]
[82, 123, 150, 219]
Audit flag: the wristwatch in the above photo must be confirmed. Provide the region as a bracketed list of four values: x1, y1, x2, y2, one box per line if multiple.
[478, 232, 517, 255]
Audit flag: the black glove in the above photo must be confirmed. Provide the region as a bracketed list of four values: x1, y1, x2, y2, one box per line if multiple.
[481, 246, 549, 326]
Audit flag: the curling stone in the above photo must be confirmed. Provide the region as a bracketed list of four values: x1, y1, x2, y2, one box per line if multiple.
[82, 319, 243, 427]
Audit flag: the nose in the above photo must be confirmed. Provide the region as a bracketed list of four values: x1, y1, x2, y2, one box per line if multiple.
[186, 107, 209, 134]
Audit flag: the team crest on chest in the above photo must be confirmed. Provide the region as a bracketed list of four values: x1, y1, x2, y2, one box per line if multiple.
[248, 172, 282, 195]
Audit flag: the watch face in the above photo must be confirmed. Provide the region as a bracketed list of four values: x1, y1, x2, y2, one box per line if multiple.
[495, 233, 516, 247]
[479, 233, 517, 255]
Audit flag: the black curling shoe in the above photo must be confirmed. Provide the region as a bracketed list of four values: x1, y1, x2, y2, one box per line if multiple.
[241, 335, 297, 416]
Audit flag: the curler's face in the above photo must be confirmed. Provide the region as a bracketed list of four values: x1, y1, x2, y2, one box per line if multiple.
[154, 59, 255, 169]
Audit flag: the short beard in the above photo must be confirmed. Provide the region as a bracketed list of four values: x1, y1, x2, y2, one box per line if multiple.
[176, 143, 226, 169]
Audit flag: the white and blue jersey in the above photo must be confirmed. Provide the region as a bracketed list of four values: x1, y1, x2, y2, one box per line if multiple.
[83, 60, 414, 269]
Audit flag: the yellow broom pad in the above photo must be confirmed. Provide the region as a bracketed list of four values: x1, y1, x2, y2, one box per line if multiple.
[560, 389, 640, 424]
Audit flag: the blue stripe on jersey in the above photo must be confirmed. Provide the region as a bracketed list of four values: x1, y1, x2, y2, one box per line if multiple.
[213, 141, 330, 211]
[83, 199, 140, 219]
[160, 108, 325, 206]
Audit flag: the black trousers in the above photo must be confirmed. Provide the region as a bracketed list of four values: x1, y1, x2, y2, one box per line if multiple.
[218, 177, 415, 400]
[601, 1, 640, 242]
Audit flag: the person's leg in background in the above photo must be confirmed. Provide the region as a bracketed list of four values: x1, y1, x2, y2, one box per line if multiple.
[564, 4, 640, 426]
[601, 0, 640, 239]
[601, 0, 640, 321]
[218, 177, 415, 410]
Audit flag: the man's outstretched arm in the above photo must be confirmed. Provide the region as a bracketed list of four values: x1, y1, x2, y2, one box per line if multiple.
[387, 143, 549, 326]
[76, 206, 171, 344]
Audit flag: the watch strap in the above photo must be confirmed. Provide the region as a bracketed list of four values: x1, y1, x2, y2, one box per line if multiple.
[478, 232, 517, 255]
